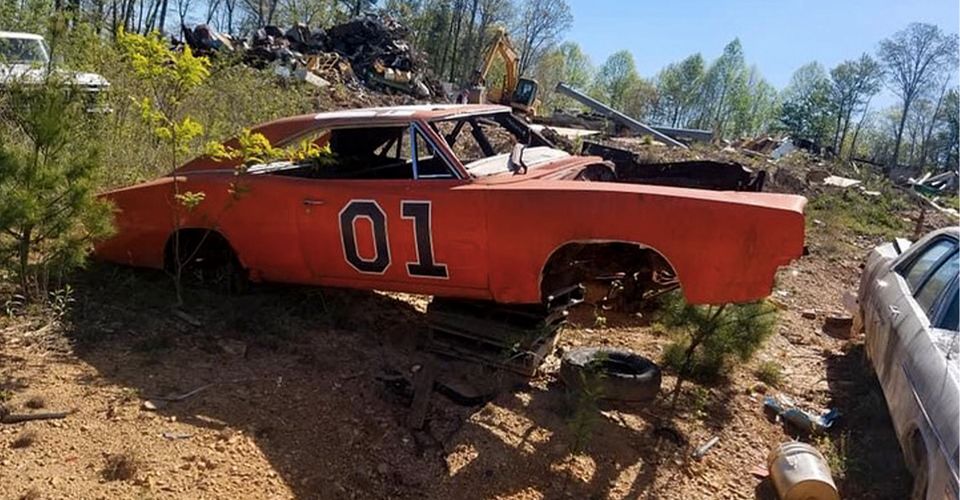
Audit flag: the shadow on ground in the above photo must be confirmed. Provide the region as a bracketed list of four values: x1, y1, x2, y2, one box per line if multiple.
[56, 264, 731, 499]
[822, 343, 910, 499]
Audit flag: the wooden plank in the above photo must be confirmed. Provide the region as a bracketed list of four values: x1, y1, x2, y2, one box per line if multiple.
[406, 358, 437, 429]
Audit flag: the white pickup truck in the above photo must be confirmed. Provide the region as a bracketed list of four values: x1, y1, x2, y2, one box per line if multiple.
[0, 31, 109, 97]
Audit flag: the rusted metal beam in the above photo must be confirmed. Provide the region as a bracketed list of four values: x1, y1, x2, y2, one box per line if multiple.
[555, 82, 689, 149]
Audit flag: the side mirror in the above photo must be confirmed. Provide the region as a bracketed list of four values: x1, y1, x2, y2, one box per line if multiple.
[509, 143, 527, 175]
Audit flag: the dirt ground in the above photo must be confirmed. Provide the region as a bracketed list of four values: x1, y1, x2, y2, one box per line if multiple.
[0, 156, 952, 499]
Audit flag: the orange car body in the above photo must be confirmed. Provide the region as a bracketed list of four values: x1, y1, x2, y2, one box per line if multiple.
[95, 104, 806, 305]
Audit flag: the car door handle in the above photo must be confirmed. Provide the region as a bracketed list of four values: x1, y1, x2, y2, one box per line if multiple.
[302, 199, 325, 206]
[889, 304, 900, 318]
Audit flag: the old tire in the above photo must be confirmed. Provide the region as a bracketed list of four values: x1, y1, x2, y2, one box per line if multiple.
[560, 347, 661, 403]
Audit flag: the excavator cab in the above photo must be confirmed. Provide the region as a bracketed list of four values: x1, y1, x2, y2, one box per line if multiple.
[511, 77, 539, 113]
[465, 28, 539, 117]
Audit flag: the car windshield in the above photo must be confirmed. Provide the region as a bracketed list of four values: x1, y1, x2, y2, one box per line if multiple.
[0, 37, 49, 65]
[429, 111, 567, 177]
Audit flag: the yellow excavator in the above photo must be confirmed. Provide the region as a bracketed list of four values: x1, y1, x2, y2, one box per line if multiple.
[464, 28, 540, 116]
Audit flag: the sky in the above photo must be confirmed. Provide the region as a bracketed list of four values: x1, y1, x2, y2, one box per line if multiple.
[564, 0, 959, 100]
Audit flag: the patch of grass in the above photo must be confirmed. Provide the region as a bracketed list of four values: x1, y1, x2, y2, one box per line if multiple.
[816, 432, 850, 480]
[592, 308, 608, 329]
[808, 189, 910, 240]
[102, 451, 140, 481]
[24, 396, 45, 409]
[11, 430, 37, 449]
[0, 389, 12, 403]
[754, 361, 783, 388]
[687, 385, 710, 420]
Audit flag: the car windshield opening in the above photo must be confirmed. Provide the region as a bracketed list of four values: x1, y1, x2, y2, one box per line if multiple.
[0, 37, 49, 65]
[430, 111, 564, 177]
[247, 125, 455, 180]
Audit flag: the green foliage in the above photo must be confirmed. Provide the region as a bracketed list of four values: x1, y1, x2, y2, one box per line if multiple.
[815, 432, 850, 479]
[778, 62, 836, 146]
[695, 39, 750, 138]
[118, 30, 210, 159]
[658, 291, 777, 383]
[533, 42, 593, 113]
[754, 360, 783, 388]
[808, 188, 910, 239]
[829, 54, 883, 156]
[653, 54, 705, 128]
[565, 360, 605, 452]
[590, 50, 639, 112]
[0, 78, 114, 300]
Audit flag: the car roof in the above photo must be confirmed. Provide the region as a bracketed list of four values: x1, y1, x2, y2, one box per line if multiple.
[175, 104, 512, 174]
[312, 104, 510, 122]
[0, 31, 44, 40]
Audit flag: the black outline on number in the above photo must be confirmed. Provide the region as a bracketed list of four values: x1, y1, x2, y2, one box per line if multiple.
[401, 200, 449, 279]
[339, 199, 391, 275]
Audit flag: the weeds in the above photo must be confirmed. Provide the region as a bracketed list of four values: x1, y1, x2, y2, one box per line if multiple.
[566, 369, 603, 452]
[755, 360, 784, 388]
[24, 396, 45, 409]
[11, 430, 37, 449]
[808, 189, 910, 240]
[816, 432, 850, 479]
[102, 451, 140, 481]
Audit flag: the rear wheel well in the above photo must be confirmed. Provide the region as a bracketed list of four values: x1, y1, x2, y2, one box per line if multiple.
[907, 429, 929, 500]
[540, 242, 678, 307]
[164, 229, 246, 291]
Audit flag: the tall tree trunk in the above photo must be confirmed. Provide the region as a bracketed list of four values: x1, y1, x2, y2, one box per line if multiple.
[460, 0, 479, 80]
[889, 96, 914, 174]
[838, 108, 853, 158]
[438, 2, 455, 79]
[832, 102, 844, 153]
[447, 0, 464, 82]
[919, 79, 950, 168]
[850, 100, 871, 160]
[158, 0, 168, 33]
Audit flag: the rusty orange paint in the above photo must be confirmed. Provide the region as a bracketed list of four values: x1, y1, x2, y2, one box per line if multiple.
[95, 105, 806, 305]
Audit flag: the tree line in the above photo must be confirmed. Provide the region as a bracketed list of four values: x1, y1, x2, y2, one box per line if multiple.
[1, 0, 957, 172]
[532, 23, 957, 173]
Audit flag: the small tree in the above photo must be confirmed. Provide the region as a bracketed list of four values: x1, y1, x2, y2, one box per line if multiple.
[657, 291, 777, 408]
[116, 30, 211, 306]
[0, 77, 114, 301]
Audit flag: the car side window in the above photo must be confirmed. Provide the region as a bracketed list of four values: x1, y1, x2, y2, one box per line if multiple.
[938, 285, 958, 331]
[901, 239, 956, 292]
[914, 252, 959, 322]
[411, 126, 457, 180]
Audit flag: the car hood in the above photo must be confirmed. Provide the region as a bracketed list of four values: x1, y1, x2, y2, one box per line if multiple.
[0, 63, 110, 89]
[465, 147, 571, 177]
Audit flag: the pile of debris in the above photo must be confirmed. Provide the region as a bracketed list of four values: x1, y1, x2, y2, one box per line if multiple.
[180, 15, 433, 98]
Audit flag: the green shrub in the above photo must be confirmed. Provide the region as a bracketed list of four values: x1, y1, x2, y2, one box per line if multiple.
[659, 291, 777, 385]
[754, 360, 783, 387]
[0, 77, 114, 300]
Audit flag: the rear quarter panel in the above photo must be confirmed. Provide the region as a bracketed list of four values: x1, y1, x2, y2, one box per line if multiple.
[95, 173, 307, 282]
[481, 180, 806, 304]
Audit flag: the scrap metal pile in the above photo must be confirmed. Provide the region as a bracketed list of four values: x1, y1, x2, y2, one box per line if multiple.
[180, 15, 433, 98]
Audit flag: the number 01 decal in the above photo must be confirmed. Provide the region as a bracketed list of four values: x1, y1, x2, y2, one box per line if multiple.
[339, 200, 448, 279]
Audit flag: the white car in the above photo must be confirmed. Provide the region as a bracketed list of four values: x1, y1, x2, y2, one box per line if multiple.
[0, 31, 109, 96]
[855, 227, 959, 500]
